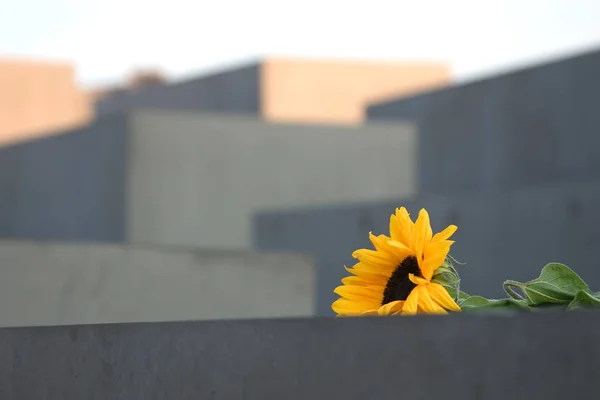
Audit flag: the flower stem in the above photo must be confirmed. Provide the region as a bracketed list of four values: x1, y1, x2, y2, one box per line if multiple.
[503, 280, 526, 300]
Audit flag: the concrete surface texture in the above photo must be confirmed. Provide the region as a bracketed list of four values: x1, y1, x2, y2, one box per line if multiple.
[254, 181, 600, 315]
[0, 313, 598, 399]
[126, 110, 416, 249]
[366, 48, 600, 193]
[261, 57, 450, 125]
[0, 110, 416, 248]
[0, 114, 128, 242]
[0, 58, 93, 145]
[0, 241, 314, 327]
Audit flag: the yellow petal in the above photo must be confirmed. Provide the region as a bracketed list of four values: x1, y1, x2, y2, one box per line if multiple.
[428, 282, 461, 312]
[388, 240, 412, 252]
[408, 273, 429, 285]
[401, 288, 419, 315]
[395, 207, 414, 247]
[421, 241, 452, 280]
[341, 276, 372, 287]
[351, 249, 397, 270]
[387, 241, 416, 263]
[384, 241, 415, 262]
[417, 285, 448, 314]
[378, 300, 405, 316]
[361, 309, 380, 316]
[344, 265, 390, 284]
[424, 240, 454, 258]
[413, 209, 431, 261]
[347, 262, 385, 273]
[389, 214, 401, 242]
[334, 285, 382, 303]
[369, 233, 408, 262]
[332, 298, 373, 315]
[431, 225, 457, 244]
[422, 211, 433, 244]
[369, 232, 391, 251]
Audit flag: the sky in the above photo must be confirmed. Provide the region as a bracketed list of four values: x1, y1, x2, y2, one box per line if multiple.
[1, 0, 600, 88]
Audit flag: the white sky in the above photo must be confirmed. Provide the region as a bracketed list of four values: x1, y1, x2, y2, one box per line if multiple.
[1, 0, 600, 88]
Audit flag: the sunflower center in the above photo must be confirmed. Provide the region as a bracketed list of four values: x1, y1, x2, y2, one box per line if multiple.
[382, 255, 421, 305]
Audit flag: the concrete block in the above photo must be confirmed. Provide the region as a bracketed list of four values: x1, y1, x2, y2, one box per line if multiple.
[0, 241, 314, 326]
[0, 110, 416, 249]
[0, 313, 598, 399]
[367, 48, 600, 193]
[127, 110, 416, 249]
[0, 114, 128, 242]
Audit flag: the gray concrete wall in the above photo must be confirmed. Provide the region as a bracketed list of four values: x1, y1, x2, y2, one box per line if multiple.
[0, 109, 416, 250]
[95, 63, 261, 116]
[0, 241, 314, 327]
[126, 110, 416, 249]
[367, 48, 600, 194]
[0, 114, 128, 242]
[254, 181, 600, 315]
[1, 313, 598, 399]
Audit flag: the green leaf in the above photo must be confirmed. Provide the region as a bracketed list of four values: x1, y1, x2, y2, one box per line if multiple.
[486, 299, 530, 310]
[460, 296, 529, 312]
[458, 291, 471, 300]
[503, 263, 591, 306]
[459, 295, 490, 308]
[566, 290, 600, 311]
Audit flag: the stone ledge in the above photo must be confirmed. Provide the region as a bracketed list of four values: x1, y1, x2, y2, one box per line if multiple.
[1, 313, 597, 399]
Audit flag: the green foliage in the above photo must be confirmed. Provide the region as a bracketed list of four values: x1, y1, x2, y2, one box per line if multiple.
[460, 296, 529, 311]
[566, 290, 600, 311]
[503, 263, 590, 305]
[457, 263, 600, 313]
[432, 256, 462, 302]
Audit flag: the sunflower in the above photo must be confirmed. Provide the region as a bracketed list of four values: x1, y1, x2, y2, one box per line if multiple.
[332, 207, 461, 316]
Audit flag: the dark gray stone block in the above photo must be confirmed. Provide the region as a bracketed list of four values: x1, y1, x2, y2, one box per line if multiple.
[0, 114, 128, 242]
[0, 314, 598, 399]
[367, 48, 600, 194]
[95, 63, 261, 116]
[253, 181, 600, 316]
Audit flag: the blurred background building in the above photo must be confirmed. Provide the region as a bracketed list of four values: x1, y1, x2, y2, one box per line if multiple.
[0, 56, 450, 146]
[1, 0, 600, 322]
[94, 58, 450, 125]
[0, 58, 93, 144]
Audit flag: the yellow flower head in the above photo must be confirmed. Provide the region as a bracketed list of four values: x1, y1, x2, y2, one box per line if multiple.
[332, 207, 460, 316]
